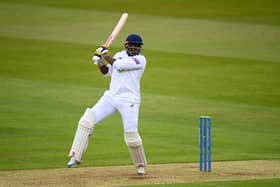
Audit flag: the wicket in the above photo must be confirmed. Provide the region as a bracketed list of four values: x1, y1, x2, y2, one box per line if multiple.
[199, 116, 211, 172]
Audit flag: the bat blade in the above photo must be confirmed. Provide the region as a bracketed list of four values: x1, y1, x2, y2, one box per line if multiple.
[104, 13, 128, 48]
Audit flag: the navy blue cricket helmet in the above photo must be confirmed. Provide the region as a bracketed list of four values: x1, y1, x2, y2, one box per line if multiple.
[125, 34, 144, 46]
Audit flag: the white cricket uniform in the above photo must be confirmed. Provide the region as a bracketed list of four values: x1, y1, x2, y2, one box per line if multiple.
[91, 50, 146, 132]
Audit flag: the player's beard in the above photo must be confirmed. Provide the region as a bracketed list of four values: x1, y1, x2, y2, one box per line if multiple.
[127, 46, 141, 56]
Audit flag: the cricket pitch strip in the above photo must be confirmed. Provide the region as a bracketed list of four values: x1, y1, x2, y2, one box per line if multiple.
[0, 160, 279, 187]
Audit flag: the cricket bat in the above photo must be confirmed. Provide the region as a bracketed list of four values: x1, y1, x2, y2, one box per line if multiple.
[104, 13, 128, 48]
[94, 13, 128, 64]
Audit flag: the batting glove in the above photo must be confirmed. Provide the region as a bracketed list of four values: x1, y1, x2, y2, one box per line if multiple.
[95, 46, 108, 56]
[92, 54, 105, 66]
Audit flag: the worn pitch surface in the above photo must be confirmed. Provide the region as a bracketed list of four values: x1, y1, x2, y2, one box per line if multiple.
[0, 160, 279, 187]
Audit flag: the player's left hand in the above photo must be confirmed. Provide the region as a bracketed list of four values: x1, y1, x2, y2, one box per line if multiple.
[95, 46, 108, 56]
[92, 54, 104, 66]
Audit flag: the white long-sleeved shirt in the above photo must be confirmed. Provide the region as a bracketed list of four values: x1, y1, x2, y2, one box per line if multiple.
[104, 50, 147, 103]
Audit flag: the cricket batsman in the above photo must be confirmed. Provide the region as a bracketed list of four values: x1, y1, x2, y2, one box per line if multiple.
[67, 34, 148, 175]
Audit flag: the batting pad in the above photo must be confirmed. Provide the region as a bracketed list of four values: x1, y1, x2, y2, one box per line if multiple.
[68, 109, 95, 162]
[124, 132, 147, 167]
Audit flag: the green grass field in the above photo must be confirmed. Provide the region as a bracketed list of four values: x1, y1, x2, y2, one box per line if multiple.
[0, 0, 280, 186]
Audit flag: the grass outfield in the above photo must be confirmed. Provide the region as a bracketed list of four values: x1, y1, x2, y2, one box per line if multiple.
[0, 0, 280, 186]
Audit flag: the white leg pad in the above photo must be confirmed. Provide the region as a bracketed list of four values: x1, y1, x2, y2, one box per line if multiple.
[124, 132, 147, 167]
[68, 108, 95, 162]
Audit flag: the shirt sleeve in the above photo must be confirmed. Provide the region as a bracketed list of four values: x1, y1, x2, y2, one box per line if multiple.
[113, 56, 146, 71]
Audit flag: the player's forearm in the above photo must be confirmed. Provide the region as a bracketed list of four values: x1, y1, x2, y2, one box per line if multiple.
[99, 64, 108, 74]
[113, 57, 145, 71]
[104, 55, 116, 65]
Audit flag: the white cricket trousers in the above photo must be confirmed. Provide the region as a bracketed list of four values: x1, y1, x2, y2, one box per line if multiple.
[91, 94, 140, 132]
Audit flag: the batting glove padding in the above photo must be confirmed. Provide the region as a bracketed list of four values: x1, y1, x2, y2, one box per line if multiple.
[92, 54, 105, 66]
[95, 46, 109, 56]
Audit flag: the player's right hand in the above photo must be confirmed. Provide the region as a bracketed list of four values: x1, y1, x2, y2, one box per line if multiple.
[95, 46, 108, 56]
